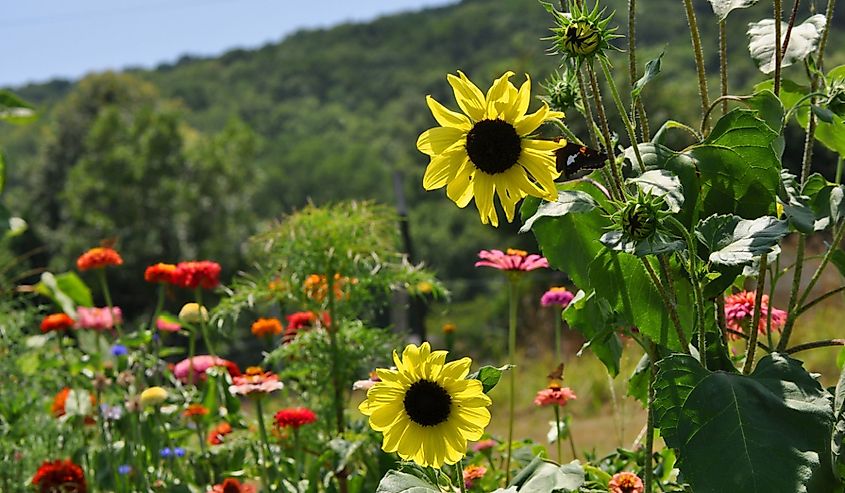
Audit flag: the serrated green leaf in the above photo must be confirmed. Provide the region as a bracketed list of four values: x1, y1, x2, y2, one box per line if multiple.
[627, 353, 651, 406]
[653, 354, 710, 449]
[375, 471, 441, 493]
[670, 353, 838, 492]
[631, 52, 663, 99]
[780, 170, 816, 234]
[747, 15, 827, 74]
[468, 365, 514, 394]
[564, 290, 623, 376]
[708, 0, 758, 20]
[697, 215, 788, 266]
[519, 190, 598, 233]
[600, 230, 685, 257]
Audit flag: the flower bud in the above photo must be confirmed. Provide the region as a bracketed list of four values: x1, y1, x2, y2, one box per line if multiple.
[178, 303, 208, 324]
[139, 387, 168, 407]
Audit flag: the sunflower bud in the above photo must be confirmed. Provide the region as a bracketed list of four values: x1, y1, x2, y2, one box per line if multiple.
[540, 70, 580, 112]
[545, 1, 621, 65]
[619, 201, 659, 240]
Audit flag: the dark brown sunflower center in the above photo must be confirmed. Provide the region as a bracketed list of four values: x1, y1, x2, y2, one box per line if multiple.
[465, 118, 522, 175]
[403, 379, 452, 427]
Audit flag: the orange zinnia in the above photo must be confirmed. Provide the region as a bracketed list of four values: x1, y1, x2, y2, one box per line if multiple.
[208, 422, 233, 445]
[77, 247, 123, 271]
[250, 318, 283, 338]
[144, 263, 177, 284]
[183, 403, 210, 420]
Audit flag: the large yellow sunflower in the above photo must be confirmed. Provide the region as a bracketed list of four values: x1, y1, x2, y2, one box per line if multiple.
[417, 71, 564, 227]
[358, 342, 492, 468]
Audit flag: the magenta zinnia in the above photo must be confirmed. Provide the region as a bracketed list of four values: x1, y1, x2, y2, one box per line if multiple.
[475, 248, 548, 271]
[541, 286, 574, 307]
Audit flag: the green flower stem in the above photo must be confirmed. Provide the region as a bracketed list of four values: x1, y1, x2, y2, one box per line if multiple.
[780, 0, 801, 71]
[586, 63, 625, 199]
[148, 285, 165, 384]
[785, 339, 845, 354]
[766, 263, 778, 349]
[566, 412, 578, 461]
[773, 0, 784, 95]
[130, 411, 150, 489]
[626, 0, 650, 140]
[97, 269, 123, 338]
[97, 390, 121, 492]
[554, 307, 563, 363]
[667, 216, 706, 359]
[796, 224, 845, 310]
[598, 57, 645, 173]
[187, 327, 197, 385]
[682, 0, 710, 130]
[195, 420, 215, 483]
[836, 156, 844, 185]
[195, 288, 217, 358]
[640, 258, 688, 351]
[743, 256, 768, 375]
[457, 458, 467, 493]
[727, 329, 772, 352]
[795, 286, 845, 318]
[553, 405, 563, 464]
[255, 398, 274, 492]
[504, 275, 519, 484]
[293, 427, 303, 482]
[575, 60, 600, 148]
[326, 272, 345, 434]
[719, 20, 729, 114]
[643, 343, 657, 493]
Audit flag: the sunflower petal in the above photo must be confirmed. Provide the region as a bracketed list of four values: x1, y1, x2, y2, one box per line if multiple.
[446, 159, 474, 208]
[521, 148, 561, 200]
[416, 126, 465, 157]
[485, 71, 515, 119]
[423, 145, 465, 190]
[448, 71, 486, 121]
[426, 95, 472, 130]
[473, 173, 499, 227]
[504, 75, 532, 122]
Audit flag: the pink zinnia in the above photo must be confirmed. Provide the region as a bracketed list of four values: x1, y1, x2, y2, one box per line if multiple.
[724, 290, 787, 338]
[541, 287, 574, 307]
[462, 465, 487, 489]
[174, 355, 241, 383]
[533, 386, 577, 407]
[471, 439, 497, 453]
[609, 471, 644, 493]
[475, 248, 548, 271]
[228, 367, 284, 396]
[76, 307, 122, 331]
[156, 318, 181, 333]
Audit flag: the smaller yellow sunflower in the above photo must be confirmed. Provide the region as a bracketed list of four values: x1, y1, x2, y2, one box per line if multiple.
[358, 342, 492, 468]
[417, 71, 564, 227]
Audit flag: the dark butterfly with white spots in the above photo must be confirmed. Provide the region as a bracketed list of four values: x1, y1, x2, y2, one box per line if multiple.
[555, 141, 608, 180]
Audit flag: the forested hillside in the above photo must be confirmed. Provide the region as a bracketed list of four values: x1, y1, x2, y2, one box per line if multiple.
[3, 0, 844, 304]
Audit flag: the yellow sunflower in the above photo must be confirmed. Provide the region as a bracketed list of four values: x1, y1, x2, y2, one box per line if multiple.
[358, 342, 492, 468]
[417, 71, 564, 227]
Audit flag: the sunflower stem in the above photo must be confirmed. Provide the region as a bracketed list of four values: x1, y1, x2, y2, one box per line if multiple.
[598, 57, 645, 172]
[586, 63, 625, 198]
[816, 0, 836, 69]
[774, 0, 784, 95]
[640, 257, 689, 351]
[576, 68, 601, 150]
[644, 352, 656, 493]
[719, 20, 729, 114]
[457, 458, 467, 493]
[504, 275, 519, 484]
[743, 255, 768, 375]
[682, 0, 710, 131]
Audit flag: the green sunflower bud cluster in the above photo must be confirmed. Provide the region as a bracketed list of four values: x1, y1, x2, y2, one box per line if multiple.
[825, 78, 845, 118]
[543, 1, 621, 66]
[539, 69, 581, 112]
[618, 199, 660, 241]
[601, 190, 683, 257]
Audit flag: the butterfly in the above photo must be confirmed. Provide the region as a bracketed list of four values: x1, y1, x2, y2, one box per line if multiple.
[555, 141, 608, 180]
[547, 363, 565, 389]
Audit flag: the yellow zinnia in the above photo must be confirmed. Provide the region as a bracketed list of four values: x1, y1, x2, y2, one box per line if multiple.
[417, 71, 564, 227]
[358, 342, 491, 468]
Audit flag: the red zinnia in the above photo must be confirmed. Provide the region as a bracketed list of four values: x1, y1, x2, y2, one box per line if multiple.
[208, 422, 233, 445]
[172, 260, 221, 290]
[41, 313, 75, 333]
[183, 403, 210, 420]
[32, 459, 87, 493]
[76, 247, 123, 271]
[284, 311, 330, 342]
[144, 263, 178, 284]
[274, 407, 317, 429]
[208, 478, 256, 493]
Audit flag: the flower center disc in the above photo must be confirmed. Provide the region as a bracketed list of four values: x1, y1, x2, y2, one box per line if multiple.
[465, 119, 522, 175]
[404, 379, 452, 426]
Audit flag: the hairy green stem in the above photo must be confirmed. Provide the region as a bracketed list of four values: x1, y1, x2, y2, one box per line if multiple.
[780, 0, 802, 68]
[786, 339, 845, 354]
[505, 276, 519, 484]
[727, 329, 772, 352]
[774, 0, 784, 95]
[797, 225, 845, 308]
[716, 297, 729, 345]
[586, 63, 625, 198]
[553, 405, 563, 464]
[599, 57, 645, 172]
[667, 216, 705, 357]
[576, 68, 600, 149]
[641, 258, 689, 351]
[682, 0, 710, 129]
[816, 0, 837, 68]
[743, 256, 768, 375]
[719, 20, 728, 114]
[780, 236, 806, 350]
[255, 398, 273, 492]
[766, 263, 777, 349]
[643, 357, 655, 493]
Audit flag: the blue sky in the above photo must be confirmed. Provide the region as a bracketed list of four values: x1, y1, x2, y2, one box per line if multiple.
[4, 0, 456, 87]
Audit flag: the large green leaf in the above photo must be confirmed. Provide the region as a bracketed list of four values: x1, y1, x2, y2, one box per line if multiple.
[521, 182, 611, 288]
[468, 365, 514, 394]
[747, 15, 827, 74]
[833, 357, 845, 479]
[653, 354, 710, 449]
[708, 0, 758, 20]
[375, 471, 440, 493]
[587, 252, 693, 351]
[780, 170, 816, 234]
[631, 52, 663, 99]
[697, 214, 788, 266]
[507, 456, 585, 492]
[660, 353, 838, 493]
[628, 169, 684, 213]
[519, 190, 598, 233]
[689, 105, 782, 219]
[563, 290, 623, 377]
